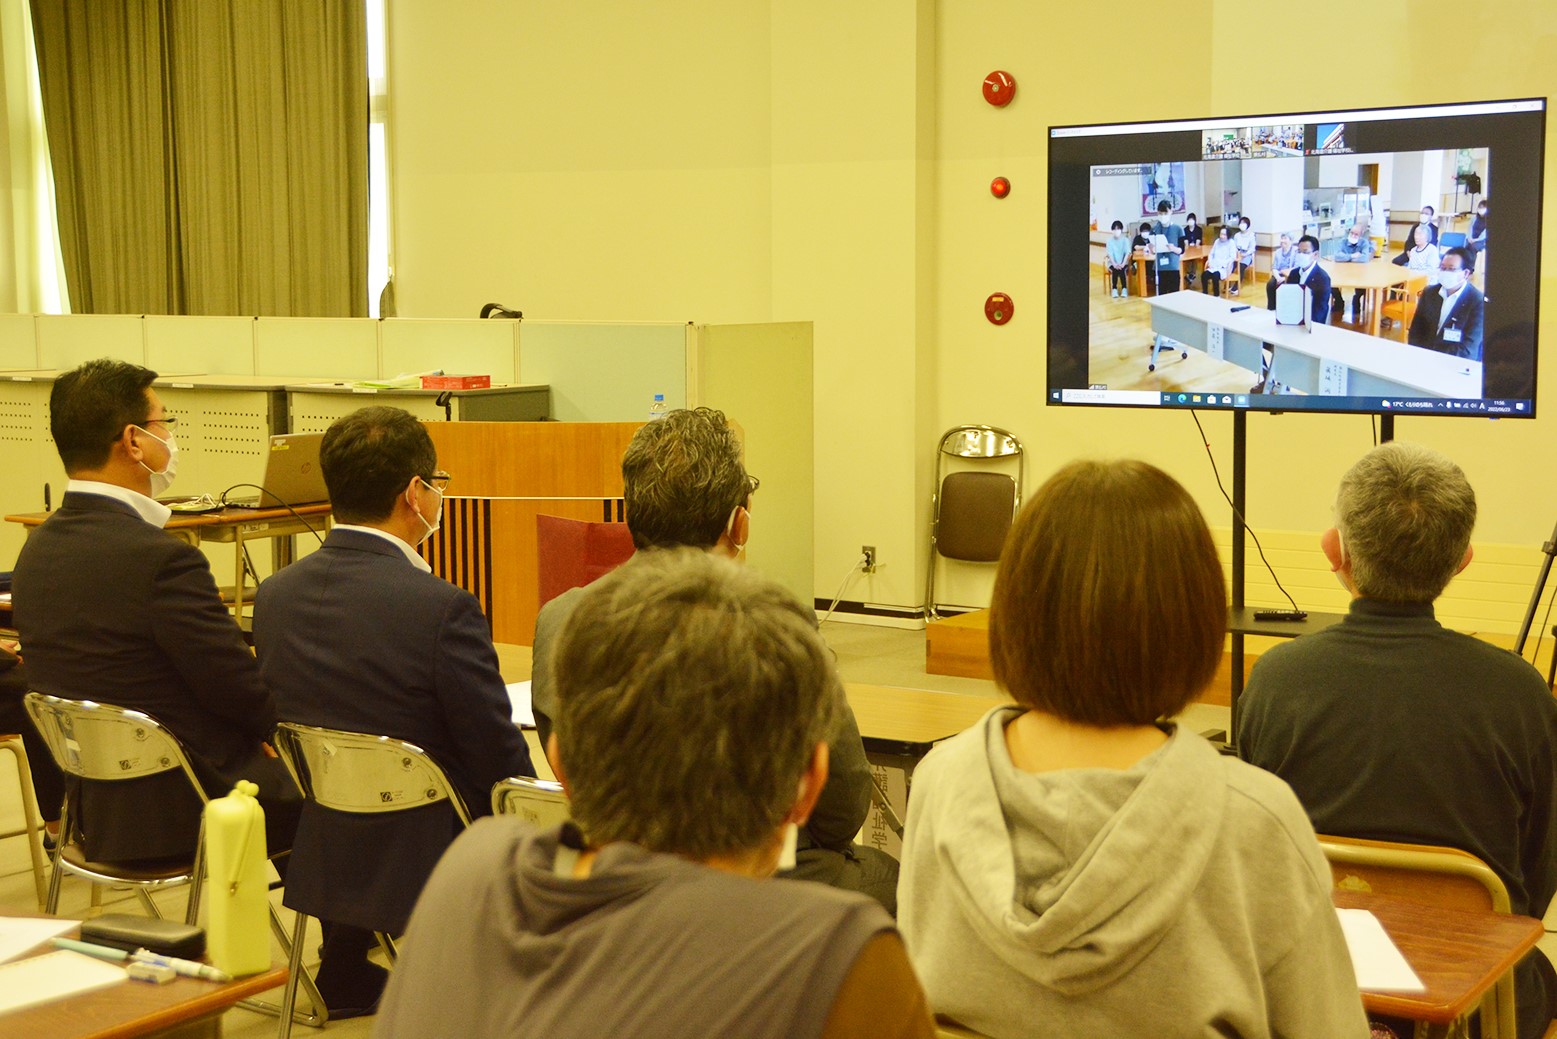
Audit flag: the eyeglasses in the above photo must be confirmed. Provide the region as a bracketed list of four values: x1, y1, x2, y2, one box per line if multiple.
[139, 415, 178, 431]
[421, 471, 452, 492]
[745, 474, 761, 496]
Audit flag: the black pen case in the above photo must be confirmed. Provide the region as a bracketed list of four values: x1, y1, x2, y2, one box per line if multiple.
[80, 914, 206, 958]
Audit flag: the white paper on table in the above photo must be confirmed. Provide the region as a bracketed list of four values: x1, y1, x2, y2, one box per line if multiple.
[0, 949, 127, 1014]
[1336, 907, 1426, 992]
[0, 917, 76, 965]
[507, 681, 535, 729]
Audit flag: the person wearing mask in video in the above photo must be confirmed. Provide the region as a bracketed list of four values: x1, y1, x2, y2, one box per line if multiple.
[1408, 248, 1484, 361]
[1151, 201, 1184, 296]
[1231, 216, 1256, 295]
[1330, 223, 1375, 323]
[1266, 233, 1301, 311]
[1132, 222, 1154, 296]
[1393, 223, 1441, 287]
[1256, 236, 1331, 393]
[1203, 225, 1236, 297]
[1395, 205, 1440, 261]
[1106, 220, 1132, 299]
[1181, 213, 1203, 286]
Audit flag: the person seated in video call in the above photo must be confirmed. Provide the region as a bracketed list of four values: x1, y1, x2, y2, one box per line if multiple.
[1408, 247, 1484, 361]
[1395, 205, 1440, 261]
[1231, 217, 1256, 295]
[1265, 233, 1300, 310]
[1329, 223, 1375, 322]
[1181, 213, 1203, 285]
[1394, 223, 1442, 286]
[1106, 220, 1132, 298]
[1257, 236, 1331, 394]
[1469, 198, 1488, 265]
[1203, 225, 1236, 297]
[1132, 222, 1154, 293]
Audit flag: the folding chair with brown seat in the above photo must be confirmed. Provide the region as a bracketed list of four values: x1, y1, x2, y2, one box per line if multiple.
[925, 426, 1023, 620]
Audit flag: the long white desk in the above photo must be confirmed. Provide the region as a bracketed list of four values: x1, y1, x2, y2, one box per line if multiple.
[1148, 289, 1482, 399]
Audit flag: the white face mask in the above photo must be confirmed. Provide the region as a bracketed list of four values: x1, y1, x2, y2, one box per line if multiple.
[1420, 213, 1432, 223]
[412, 479, 443, 544]
[1187, 220, 1196, 228]
[1300, 250, 1317, 268]
[1440, 269, 1466, 292]
[135, 425, 178, 497]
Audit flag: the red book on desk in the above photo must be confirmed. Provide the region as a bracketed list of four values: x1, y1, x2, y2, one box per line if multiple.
[420, 374, 490, 390]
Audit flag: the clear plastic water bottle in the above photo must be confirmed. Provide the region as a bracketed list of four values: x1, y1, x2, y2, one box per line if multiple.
[648, 393, 667, 421]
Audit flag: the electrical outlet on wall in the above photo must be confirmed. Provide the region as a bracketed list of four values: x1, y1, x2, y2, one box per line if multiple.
[862, 545, 878, 574]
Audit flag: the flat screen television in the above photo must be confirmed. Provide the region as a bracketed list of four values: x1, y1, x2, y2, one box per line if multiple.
[1047, 99, 1544, 418]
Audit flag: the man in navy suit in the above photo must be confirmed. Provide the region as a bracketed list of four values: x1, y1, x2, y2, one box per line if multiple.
[254, 406, 534, 1017]
[13, 359, 296, 862]
[1409, 247, 1485, 361]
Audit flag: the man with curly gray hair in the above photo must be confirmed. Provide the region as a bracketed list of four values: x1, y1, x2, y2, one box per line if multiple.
[530, 407, 896, 911]
[1239, 442, 1557, 1039]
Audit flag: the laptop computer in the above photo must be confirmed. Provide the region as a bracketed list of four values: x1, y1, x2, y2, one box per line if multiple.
[225, 432, 330, 509]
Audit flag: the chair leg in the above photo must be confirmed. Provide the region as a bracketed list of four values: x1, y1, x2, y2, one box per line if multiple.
[0, 737, 49, 911]
[184, 828, 207, 926]
[245, 902, 327, 1030]
[374, 932, 398, 965]
[135, 887, 165, 918]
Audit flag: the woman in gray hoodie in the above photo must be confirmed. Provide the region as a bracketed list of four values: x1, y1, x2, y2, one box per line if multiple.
[899, 460, 1368, 1039]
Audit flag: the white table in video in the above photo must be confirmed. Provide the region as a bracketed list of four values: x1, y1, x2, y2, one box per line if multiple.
[1146, 290, 1482, 399]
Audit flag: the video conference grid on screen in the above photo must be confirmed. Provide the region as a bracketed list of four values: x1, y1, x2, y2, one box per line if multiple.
[1047, 99, 1544, 419]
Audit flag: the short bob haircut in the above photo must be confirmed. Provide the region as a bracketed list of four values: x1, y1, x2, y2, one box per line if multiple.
[552, 549, 836, 859]
[989, 460, 1226, 726]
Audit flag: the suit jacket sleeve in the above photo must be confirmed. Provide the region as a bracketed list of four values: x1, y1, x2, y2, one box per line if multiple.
[1457, 290, 1485, 360]
[435, 590, 535, 801]
[152, 538, 275, 742]
[808, 686, 873, 851]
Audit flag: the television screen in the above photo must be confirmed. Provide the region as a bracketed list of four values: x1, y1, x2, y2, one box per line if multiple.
[1047, 99, 1544, 418]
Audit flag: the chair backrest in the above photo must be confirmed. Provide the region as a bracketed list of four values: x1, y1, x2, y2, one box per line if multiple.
[1317, 834, 1508, 914]
[535, 515, 636, 609]
[1439, 231, 1468, 249]
[491, 775, 570, 827]
[23, 692, 206, 795]
[272, 722, 473, 827]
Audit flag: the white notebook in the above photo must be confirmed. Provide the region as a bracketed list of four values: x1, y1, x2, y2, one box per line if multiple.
[0, 949, 128, 1017]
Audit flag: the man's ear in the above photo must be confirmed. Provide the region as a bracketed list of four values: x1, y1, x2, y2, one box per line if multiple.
[546, 732, 569, 796]
[1455, 544, 1474, 576]
[1320, 527, 1347, 573]
[784, 742, 829, 827]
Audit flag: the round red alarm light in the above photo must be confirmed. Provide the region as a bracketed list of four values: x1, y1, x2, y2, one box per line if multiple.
[982, 71, 1015, 107]
[985, 293, 1013, 325]
[991, 176, 1011, 198]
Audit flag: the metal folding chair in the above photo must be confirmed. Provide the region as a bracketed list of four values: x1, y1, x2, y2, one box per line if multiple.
[23, 692, 326, 1030]
[925, 425, 1024, 620]
[272, 722, 475, 1039]
[491, 775, 570, 827]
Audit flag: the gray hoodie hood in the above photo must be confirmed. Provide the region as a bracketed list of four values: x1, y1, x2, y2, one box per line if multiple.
[923, 707, 1226, 995]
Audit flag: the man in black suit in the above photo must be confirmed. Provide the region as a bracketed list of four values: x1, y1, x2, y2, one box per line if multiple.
[253, 407, 533, 999]
[12, 359, 383, 1018]
[1256, 236, 1332, 393]
[1409, 247, 1485, 361]
[12, 359, 293, 862]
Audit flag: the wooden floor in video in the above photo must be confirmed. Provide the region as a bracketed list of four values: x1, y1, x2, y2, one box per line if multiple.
[1088, 267, 1263, 396]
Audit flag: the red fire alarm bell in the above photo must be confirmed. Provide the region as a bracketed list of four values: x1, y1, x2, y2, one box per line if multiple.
[991, 176, 1011, 198]
[985, 293, 1013, 325]
[982, 71, 1015, 107]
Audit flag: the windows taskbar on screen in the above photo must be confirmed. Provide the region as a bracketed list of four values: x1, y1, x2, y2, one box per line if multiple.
[1049, 388, 1532, 416]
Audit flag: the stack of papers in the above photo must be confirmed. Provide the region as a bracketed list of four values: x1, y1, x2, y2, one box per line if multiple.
[507, 681, 535, 729]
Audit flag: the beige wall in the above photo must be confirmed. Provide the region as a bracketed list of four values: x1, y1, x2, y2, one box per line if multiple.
[389, 0, 1557, 624]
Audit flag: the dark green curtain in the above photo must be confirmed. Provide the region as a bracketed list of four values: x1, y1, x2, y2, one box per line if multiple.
[29, 0, 367, 316]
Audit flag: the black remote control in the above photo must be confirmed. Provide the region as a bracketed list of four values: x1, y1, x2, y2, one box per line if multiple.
[1253, 609, 1308, 622]
[1229, 304, 1251, 313]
